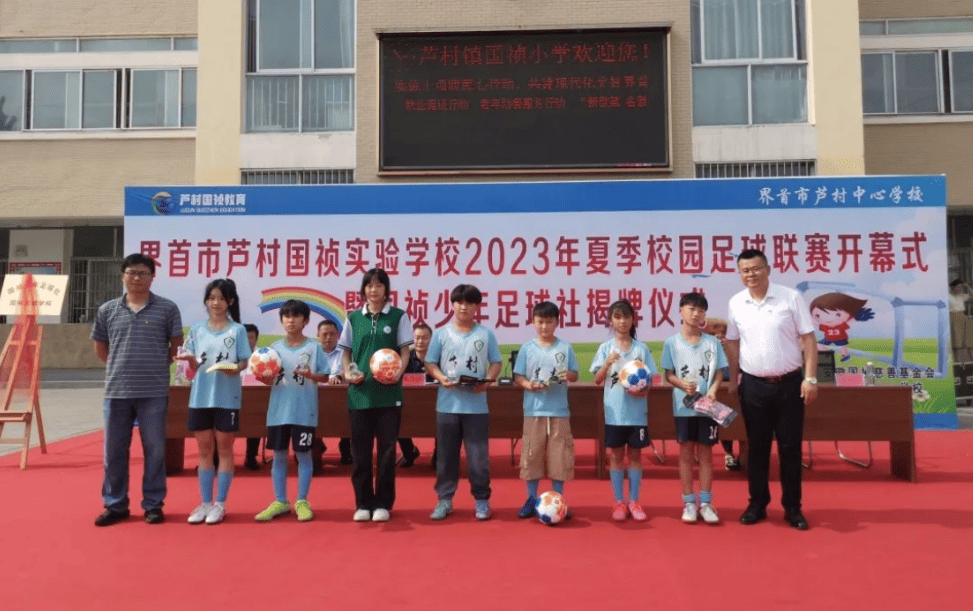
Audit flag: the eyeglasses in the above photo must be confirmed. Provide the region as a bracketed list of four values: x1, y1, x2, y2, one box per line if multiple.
[124, 270, 152, 279]
[739, 265, 768, 277]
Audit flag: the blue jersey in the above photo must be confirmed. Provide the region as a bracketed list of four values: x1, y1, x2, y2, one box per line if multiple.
[425, 323, 502, 414]
[266, 338, 331, 427]
[590, 338, 656, 426]
[661, 332, 728, 417]
[184, 320, 251, 410]
[513, 338, 578, 417]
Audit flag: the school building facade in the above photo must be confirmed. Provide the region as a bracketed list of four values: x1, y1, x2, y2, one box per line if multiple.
[0, 0, 969, 366]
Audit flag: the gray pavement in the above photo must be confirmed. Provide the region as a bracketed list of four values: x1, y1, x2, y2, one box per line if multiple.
[0, 370, 106, 457]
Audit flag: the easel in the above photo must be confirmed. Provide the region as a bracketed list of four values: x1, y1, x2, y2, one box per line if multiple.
[0, 274, 46, 469]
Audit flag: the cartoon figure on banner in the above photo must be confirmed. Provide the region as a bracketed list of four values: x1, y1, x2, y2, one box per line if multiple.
[809, 292, 874, 362]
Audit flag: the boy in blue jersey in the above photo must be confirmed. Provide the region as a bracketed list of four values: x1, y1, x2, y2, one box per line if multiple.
[513, 301, 579, 519]
[254, 300, 330, 522]
[424, 284, 502, 521]
[661, 293, 728, 524]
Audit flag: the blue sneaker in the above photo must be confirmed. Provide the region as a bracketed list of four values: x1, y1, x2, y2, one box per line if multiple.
[429, 499, 453, 521]
[475, 499, 492, 521]
[518, 497, 537, 519]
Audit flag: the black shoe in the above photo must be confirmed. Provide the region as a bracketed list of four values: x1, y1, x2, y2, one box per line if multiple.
[339, 454, 353, 465]
[144, 508, 165, 524]
[94, 508, 130, 527]
[244, 455, 261, 471]
[784, 510, 809, 530]
[739, 505, 767, 525]
[400, 447, 421, 468]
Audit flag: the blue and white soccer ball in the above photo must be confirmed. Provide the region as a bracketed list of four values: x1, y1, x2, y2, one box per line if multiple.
[535, 491, 568, 526]
[618, 360, 651, 396]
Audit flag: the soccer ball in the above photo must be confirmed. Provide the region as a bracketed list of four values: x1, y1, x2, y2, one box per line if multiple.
[535, 491, 568, 526]
[618, 360, 651, 396]
[369, 348, 402, 384]
[248, 347, 281, 382]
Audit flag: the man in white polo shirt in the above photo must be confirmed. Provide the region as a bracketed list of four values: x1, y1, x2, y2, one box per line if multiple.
[725, 249, 817, 530]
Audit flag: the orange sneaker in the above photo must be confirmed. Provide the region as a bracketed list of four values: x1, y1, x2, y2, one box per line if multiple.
[611, 501, 628, 521]
[628, 500, 648, 522]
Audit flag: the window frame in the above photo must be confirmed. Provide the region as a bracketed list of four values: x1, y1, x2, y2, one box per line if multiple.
[948, 48, 973, 114]
[246, 0, 356, 133]
[861, 49, 946, 116]
[691, 0, 808, 127]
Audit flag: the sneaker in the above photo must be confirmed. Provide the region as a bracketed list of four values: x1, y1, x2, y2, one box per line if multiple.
[205, 502, 226, 525]
[724, 454, 741, 471]
[372, 508, 390, 522]
[628, 501, 648, 522]
[517, 497, 537, 519]
[474, 500, 492, 521]
[294, 499, 313, 522]
[429, 500, 453, 521]
[353, 509, 371, 522]
[188, 503, 212, 524]
[94, 508, 130, 527]
[611, 501, 628, 521]
[699, 503, 720, 524]
[255, 500, 290, 522]
[682, 503, 699, 523]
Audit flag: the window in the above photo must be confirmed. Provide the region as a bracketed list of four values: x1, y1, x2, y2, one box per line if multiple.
[3, 67, 196, 130]
[861, 18, 973, 36]
[0, 37, 198, 54]
[861, 50, 973, 115]
[241, 168, 354, 184]
[696, 160, 815, 178]
[68, 226, 123, 324]
[691, 0, 807, 126]
[245, 0, 355, 132]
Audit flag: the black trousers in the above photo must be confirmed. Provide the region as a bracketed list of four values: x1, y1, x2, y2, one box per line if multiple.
[348, 406, 402, 511]
[739, 370, 805, 511]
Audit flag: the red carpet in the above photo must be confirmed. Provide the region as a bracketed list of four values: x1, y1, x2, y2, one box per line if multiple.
[3, 432, 971, 610]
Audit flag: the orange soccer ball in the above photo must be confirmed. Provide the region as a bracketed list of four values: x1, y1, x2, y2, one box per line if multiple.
[369, 348, 402, 384]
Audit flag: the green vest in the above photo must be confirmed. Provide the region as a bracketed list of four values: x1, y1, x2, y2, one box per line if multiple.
[347, 306, 406, 410]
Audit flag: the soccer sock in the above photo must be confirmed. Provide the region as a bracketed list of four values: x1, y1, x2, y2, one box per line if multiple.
[682, 493, 696, 505]
[272, 450, 288, 502]
[197, 467, 214, 504]
[627, 467, 642, 502]
[296, 451, 313, 501]
[609, 469, 625, 502]
[552, 479, 564, 495]
[699, 490, 713, 505]
[526, 479, 539, 499]
[216, 471, 233, 504]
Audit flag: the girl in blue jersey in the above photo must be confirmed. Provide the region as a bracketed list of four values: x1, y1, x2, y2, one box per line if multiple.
[176, 279, 251, 525]
[590, 300, 656, 522]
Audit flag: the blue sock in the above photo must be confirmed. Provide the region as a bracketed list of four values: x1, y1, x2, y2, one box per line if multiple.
[296, 451, 313, 501]
[609, 469, 625, 502]
[272, 450, 288, 502]
[552, 479, 564, 495]
[699, 490, 713, 505]
[526, 479, 539, 499]
[627, 467, 642, 502]
[216, 471, 233, 503]
[682, 493, 696, 505]
[198, 467, 214, 504]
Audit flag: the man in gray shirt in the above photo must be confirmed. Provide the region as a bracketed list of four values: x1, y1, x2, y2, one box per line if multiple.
[92, 253, 182, 526]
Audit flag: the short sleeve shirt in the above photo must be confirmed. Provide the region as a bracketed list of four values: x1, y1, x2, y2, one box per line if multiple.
[726, 283, 815, 377]
[660, 333, 728, 417]
[91, 292, 183, 399]
[266, 338, 330, 427]
[589, 338, 656, 426]
[184, 320, 252, 409]
[513, 338, 578, 417]
[425, 323, 502, 414]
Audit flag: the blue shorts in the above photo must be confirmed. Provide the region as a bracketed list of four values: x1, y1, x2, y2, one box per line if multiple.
[819, 339, 848, 346]
[188, 407, 240, 432]
[266, 425, 316, 452]
[675, 416, 719, 445]
[604, 424, 649, 449]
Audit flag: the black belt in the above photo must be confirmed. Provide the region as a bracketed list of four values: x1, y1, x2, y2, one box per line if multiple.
[745, 369, 800, 384]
